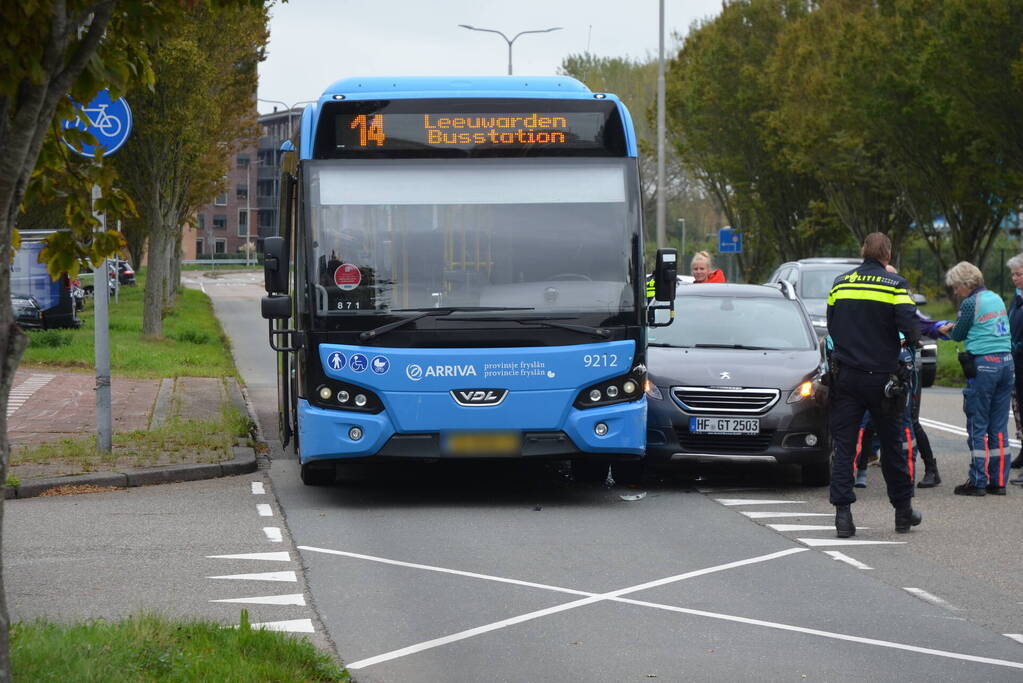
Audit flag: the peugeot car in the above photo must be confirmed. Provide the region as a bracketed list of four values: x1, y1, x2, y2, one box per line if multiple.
[644, 283, 831, 485]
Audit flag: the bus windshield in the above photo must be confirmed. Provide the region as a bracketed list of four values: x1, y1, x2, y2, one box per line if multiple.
[305, 158, 637, 317]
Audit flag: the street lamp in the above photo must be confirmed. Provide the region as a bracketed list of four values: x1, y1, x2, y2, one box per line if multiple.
[257, 98, 317, 140]
[457, 24, 562, 75]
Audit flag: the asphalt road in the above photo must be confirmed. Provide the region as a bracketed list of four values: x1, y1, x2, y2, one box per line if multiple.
[180, 272, 1023, 679]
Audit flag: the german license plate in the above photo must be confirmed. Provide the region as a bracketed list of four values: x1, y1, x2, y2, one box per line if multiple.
[443, 431, 521, 456]
[689, 417, 760, 435]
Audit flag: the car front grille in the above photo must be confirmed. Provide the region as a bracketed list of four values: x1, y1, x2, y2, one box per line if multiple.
[672, 387, 780, 413]
[675, 429, 776, 454]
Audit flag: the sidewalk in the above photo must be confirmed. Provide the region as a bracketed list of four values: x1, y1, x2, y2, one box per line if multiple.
[5, 368, 256, 498]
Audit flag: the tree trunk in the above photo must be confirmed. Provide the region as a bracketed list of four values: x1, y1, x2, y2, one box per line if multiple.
[143, 227, 170, 338]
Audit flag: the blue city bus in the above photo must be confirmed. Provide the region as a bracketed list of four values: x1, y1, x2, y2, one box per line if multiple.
[261, 76, 677, 485]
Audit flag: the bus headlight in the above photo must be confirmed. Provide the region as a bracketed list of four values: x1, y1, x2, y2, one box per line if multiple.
[318, 386, 333, 401]
[575, 371, 647, 409]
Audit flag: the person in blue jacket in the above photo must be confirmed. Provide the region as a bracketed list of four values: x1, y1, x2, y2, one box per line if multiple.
[941, 261, 1014, 495]
[1006, 253, 1023, 482]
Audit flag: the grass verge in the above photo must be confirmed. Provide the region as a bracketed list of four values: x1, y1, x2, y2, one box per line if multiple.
[10, 405, 251, 477]
[20, 275, 236, 378]
[11, 613, 348, 682]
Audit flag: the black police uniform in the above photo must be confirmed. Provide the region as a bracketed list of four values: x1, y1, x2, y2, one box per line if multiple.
[827, 258, 919, 508]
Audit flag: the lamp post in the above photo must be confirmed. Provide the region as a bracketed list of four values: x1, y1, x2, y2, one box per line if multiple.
[678, 217, 686, 262]
[457, 24, 562, 75]
[257, 98, 317, 140]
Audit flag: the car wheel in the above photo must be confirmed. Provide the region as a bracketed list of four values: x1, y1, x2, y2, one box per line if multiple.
[801, 435, 833, 486]
[301, 462, 335, 486]
[571, 459, 609, 484]
[921, 363, 936, 389]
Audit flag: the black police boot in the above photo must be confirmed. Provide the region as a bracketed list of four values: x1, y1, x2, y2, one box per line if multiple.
[917, 466, 941, 488]
[953, 482, 985, 496]
[894, 504, 922, 533]
[835, 505, 855, 538]
[1011, 451, 1023, 469]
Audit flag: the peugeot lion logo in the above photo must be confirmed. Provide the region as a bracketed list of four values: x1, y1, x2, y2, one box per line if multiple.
[719, 371, 731, 380]
[451, 389, 508, 407]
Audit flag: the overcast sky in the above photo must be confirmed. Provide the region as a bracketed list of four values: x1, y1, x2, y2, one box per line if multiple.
[257, 0, 725, 113]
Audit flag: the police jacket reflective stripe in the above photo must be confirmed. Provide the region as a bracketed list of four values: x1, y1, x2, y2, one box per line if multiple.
[826, 258, 919, 373]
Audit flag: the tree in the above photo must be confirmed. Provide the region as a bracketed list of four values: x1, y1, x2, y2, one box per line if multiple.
[664, 0, 844, 280]
[113, 2, 268, 338]
[0, 3, 264, 679]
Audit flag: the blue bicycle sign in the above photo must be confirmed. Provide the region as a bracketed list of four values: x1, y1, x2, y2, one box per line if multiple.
[61, 89, 133, 158]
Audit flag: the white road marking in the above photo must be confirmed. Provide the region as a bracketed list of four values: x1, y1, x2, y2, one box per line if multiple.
[919, 416, 1022, 448]
[5, 374, 55, 417]
[207, 552, 290, 562]
[903, 587, 960, 611]
[1004, 634, 1023, 645]
[211, 593, 306, 606]
[208, 571, 297, 582]
[263, 527, 283, 543]
[248, 618, 315, 633]
[613, 597, 1023, 671]
[334, 547, 808, 669]
[715, 498, 805, 506]
[251, 482, 265, 494]
[823, 551, 873, 570]
[256, 504, 273, 517]
[740, 511, 834, 519]
[768, 524, 869, 532]
[798, 538, 905, 547]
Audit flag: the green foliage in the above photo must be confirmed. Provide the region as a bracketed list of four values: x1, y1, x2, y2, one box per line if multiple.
[10, 614, 349, 682]
[25, 329, 72, 349]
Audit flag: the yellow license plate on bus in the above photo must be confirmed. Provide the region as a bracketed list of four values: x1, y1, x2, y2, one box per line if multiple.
[443, 432, 521, 456]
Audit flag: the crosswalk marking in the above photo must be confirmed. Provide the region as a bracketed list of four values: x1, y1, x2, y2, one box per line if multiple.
[715, 498, 805, 506]
[6, 374, 55, 417]
[207, 552, 290, 562]
[208, 571, 297, 582]
[248, 618, 315, 633]
[797, 538, 905, 548]
[211, 593, 306, 606]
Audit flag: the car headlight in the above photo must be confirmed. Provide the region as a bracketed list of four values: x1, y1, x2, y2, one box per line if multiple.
[787, 380, 815, 403]
[644, 378, 663, 400]
[809, 315, 827, 328]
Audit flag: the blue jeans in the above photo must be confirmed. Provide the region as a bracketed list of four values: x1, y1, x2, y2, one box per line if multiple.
[963, 353, 1014, 487]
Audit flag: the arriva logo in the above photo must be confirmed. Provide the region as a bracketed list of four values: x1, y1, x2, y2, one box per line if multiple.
[405, 363, 478, 381]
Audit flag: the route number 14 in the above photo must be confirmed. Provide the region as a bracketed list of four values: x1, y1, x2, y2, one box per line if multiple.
[350, 114, 385, 147]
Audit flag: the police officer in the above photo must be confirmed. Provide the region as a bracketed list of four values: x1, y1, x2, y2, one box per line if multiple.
[827, 232, 922, 537]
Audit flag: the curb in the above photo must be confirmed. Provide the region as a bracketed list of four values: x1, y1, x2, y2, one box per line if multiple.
[7, 446, 258, 500]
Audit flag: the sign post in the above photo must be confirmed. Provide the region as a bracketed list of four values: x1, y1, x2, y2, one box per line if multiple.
[62, 90, 133, 453]
[718, 227, 742, 283]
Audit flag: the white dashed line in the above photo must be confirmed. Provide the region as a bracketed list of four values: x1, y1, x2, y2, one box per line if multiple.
[903, 587, 960, 611]
[5, 374, 55, 417]
[740, 511, 834, 519]
[251, 482, 265, 495]
[768, 524, 869, 532]
[256, 504, 273, 517]
[263, 527, 283, 543]
[714, 498, 805, 506]
[823, 551, 873, 570]
[919, 417, 1022, 448]
[207, 552, 290, 562]
[249, 618, 315, 633]
[208, 571, 297, 582]
[798, 538, 905, 548]
[211, 593, 306, 606]
[1005, 634, 1023, 645]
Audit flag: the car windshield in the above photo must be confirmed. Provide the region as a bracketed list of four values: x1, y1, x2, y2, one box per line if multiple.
[648, 294, 815, 350]
[800, 266, 854, 300]
[304, 158, 637, 317]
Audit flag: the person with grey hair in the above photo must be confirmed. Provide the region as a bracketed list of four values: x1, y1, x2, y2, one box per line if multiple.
[1006, 253, 1023, 481]
[940, 261, 1014, 494]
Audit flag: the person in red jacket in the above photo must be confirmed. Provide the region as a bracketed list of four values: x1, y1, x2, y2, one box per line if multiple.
[691, 250, 726, 283]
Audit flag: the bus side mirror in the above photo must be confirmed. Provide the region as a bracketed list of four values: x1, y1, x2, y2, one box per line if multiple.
[654, 248, 678, 302]
[264, 236, 288, 294]
[262, 294, 291, 320]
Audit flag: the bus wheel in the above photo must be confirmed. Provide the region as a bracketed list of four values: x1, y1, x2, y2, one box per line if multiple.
[301, 462, 335, 486]
[571, 459, 609, 484]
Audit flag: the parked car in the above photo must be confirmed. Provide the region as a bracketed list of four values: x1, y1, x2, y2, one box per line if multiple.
[113, 259, 136, 286]
[79, 258, 133, 294]
[766, 257, 936, 387]
[644, 282, 832, 485]
[12, 295, 44, 329]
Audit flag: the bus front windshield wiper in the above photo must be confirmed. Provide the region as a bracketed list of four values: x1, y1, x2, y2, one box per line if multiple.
[358, 307, 534, 342]
[693, 343, 780, 351]
[446, 315, 611, 339]
[648, 342, 684, 348]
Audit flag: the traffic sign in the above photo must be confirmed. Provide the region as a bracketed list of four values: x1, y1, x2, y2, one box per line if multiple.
[61, 89, 133, 158]
[719, 227, 742, 254]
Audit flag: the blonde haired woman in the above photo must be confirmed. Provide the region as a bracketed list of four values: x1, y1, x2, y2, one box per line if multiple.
[691, 251, 726, 283]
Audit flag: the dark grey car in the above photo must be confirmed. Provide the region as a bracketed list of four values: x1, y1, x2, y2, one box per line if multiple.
[644, 283, 831, 485]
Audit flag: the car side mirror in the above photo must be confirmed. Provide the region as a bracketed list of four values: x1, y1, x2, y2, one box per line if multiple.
[261, 294, 291, 320]
[263, 236, 288, 294]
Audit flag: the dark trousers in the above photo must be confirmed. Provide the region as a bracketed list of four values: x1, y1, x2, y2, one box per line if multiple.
[830, 369, 915, 507]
